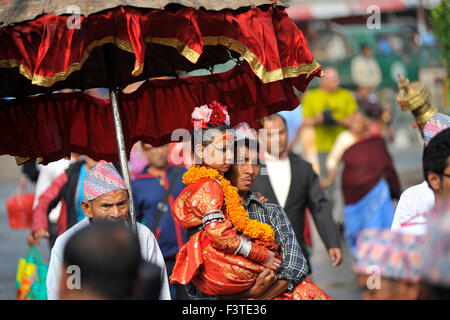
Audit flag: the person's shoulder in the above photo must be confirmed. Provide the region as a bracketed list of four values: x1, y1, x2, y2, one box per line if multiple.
[303, 87, 322, 98]
[336, 87, 354, 97]
[170, 165, 188, 173]
[190, 177, 222, 191]
[289, 153, 314, 173]
[260, 201, 285, 216]
[351, 55, 364, 63]
[131, 175, 154, 195]
[53, 219, 89, 251]
[402, 181, 434, 197]
[136, 222, 155, 239]
[66, 159, 84, 174]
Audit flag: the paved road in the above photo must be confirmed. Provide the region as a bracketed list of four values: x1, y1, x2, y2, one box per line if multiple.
[308, 217, 362, 300]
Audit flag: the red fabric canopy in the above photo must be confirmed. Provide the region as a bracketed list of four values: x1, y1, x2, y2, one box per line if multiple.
[0, 63, 305, 164]
[0, 5, 321, 95]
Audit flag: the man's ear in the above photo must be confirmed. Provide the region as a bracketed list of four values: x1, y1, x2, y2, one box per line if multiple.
[427, 172, 442, 193]
[194, 144, 203, 161]
[81, 200, 93, 218]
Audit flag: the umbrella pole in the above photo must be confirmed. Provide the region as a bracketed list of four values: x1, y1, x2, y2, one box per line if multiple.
[103, 47, 137, 234]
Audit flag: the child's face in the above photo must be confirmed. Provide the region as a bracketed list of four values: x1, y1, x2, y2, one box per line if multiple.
[199, 129, 234, 174]
[349, 112, 369, 136]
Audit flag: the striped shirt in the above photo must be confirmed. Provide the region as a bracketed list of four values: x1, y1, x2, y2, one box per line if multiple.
[186, 192, 308, 299]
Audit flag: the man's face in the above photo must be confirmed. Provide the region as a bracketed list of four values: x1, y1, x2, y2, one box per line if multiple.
[441, 156, 450, 197]
[427, 156, 450, 200]
[142, 143, 169, 170]
[81, 190, 129, 223]
[362, 46, 372, 58]
[320, 68, 340, 92]
[264, 116, 288, 157]
[228, 146, 260, 193]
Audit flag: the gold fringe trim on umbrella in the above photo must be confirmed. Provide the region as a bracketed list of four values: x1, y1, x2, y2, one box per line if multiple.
[0, 36, 200, 88]
[0, 34, 320, 88]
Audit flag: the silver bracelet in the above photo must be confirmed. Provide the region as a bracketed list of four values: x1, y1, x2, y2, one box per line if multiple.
[202, 210, 225, 227]
[236, 237, 252, 257]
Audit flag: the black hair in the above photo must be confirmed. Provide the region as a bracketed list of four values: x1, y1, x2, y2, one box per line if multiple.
[358, 100, 383, 120]
[421, 283, 450, 300]
[191, 123, 231, 163]
[234, 138, 260, 155]
[63, 220, 142, 299]
[423, 127, 450, 186]
[361, 43, 371, 51]
[232, 138, 261, 167]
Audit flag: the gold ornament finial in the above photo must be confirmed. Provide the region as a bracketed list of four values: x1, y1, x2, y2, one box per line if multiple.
[395, 74, 437, 132]
[397, 73, 410, 93]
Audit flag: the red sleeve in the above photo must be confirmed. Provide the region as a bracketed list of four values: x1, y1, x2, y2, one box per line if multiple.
[31, 172, 68, 233]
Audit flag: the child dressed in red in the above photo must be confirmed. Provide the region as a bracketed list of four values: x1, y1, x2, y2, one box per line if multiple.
[170, 101, 331, 300]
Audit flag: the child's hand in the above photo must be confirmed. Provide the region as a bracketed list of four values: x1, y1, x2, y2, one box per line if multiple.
[262, 250, 281, 271]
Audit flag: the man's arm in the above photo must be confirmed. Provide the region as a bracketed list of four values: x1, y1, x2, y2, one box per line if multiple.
[268, 205, 308, 292]
[31, 172, 67, 233]
[251, 280, 288, 300]
[47, 240, 64, 300]
[221, 269, 277, 300]
[307, 166, 341, 249]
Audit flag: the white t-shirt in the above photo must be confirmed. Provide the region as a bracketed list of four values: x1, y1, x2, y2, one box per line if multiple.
[46, 218, 171, 300]
[390, 181, 435, 236]
[264, 152, 291, 208]
[33, 159, 71, 222]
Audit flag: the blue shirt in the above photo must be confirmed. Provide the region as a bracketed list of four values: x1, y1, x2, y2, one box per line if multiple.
[76, 164, 87, 222]
[132, 165, 187, 258]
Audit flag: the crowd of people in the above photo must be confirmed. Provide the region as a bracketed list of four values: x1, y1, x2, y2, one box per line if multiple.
[17, 63, 450, 300]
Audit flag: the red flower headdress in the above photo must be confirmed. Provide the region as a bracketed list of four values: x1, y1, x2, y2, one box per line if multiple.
[191, 100, 230, 130]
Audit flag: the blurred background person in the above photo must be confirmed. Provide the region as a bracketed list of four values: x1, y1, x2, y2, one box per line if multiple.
[59, 220, 143, 300]
[20, 160, 40, 188]
[27, 155, 98, 248]
[324, 101, 400, 256]
[254, 114, 342, 274]
[132, 142, 187, 299]
[129, 141, 148, 181]
[29, 156, 73, 247]
[301, 67, 358, 228]
[354, 229, 424, 300]
[350, 44, 382, 92]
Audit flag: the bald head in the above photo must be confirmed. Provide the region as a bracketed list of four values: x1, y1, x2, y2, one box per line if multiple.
[319, 67, 340, 93]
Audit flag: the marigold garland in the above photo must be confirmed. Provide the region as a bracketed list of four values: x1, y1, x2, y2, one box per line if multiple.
[182, 165, 275, 243]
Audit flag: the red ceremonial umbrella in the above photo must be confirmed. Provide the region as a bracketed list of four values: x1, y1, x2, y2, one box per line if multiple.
[0, 0, 322, 232]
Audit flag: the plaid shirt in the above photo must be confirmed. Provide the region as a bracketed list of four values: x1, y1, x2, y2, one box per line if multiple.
[186, 192, 309, 299]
